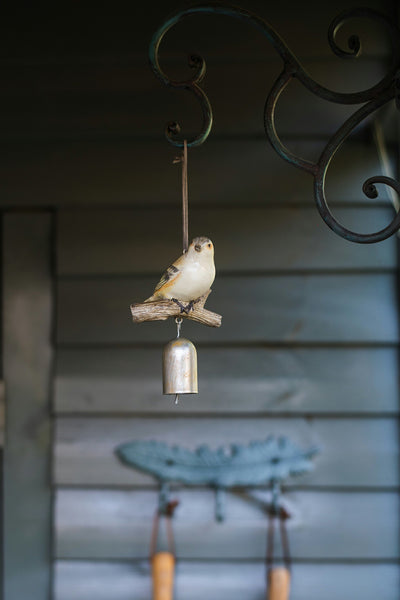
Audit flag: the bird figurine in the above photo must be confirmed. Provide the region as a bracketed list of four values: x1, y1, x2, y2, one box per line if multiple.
[145, 236, 215, 313]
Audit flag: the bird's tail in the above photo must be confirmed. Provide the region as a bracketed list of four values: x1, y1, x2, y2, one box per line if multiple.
[144, 294, 157, 303]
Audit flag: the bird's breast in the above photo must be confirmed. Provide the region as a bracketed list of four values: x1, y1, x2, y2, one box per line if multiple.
[165, 259, 215, 301]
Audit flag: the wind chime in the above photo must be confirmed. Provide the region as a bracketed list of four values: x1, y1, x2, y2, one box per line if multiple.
[148, 489, 292, 600]
[116, 437, 319, 600]
[130, 141, 222, 405]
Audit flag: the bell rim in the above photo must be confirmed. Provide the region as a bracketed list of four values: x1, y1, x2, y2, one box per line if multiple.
[163, 389, 198, 395]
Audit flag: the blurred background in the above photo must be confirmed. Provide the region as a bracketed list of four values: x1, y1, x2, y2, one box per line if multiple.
[1, 1, 399, 598]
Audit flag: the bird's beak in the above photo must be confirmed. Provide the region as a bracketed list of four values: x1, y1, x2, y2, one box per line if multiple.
[194, 244, 201, 252]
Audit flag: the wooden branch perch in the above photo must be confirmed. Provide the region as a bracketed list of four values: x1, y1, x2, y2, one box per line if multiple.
[130, 289, 222, 327]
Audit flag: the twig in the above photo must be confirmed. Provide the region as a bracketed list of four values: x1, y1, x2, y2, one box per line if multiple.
[130, 289, 222, 328]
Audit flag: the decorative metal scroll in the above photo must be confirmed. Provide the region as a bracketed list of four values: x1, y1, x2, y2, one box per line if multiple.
[149, 4, 400, 243]
[115, 437, 319, 520]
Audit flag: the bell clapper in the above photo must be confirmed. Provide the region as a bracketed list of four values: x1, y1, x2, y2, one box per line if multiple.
[174, 318, 182, 406]
[175, 317, 182, 338]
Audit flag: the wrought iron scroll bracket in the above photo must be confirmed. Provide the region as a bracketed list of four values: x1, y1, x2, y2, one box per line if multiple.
[149, 4, 400, 244]
[115, 437, 319, 521]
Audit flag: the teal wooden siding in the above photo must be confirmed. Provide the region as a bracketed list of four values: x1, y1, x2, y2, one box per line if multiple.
[0, 1, 399, 599]
[55, 562, 399, 600]
[52, 194, 399, 599]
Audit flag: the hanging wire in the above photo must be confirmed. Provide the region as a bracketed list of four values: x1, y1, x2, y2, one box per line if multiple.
[150, 485, 178, 558]
[182, 139, 189, 253]
[174, 140, 189, 253]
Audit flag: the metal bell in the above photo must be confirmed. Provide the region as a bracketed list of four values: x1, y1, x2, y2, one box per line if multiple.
[162, 320, 198, 403]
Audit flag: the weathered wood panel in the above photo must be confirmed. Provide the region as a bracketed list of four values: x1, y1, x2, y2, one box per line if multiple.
[56, 207, 396, 276]
[55, 346, 399, 415]
[56, 274, 398, 344]
[54, 416, 399, 488]
[55, 489, 399, 559]
[54, 561, 400, 600]
[3, 213, 53, 600]
[0, 139, 392, 208]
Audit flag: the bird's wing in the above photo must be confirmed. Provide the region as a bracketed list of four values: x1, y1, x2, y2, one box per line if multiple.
[153, 262, 181, 293]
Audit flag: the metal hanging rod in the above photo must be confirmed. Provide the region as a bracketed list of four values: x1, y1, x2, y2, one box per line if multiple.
[149, 4, 400, 244]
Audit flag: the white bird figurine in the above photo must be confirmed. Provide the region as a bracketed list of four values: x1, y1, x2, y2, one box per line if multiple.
[145, 236, 215, 312]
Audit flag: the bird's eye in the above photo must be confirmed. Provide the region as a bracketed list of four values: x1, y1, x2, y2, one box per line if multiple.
[208, 243, 212, 248]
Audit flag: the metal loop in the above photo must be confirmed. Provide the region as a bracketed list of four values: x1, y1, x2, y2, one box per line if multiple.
[175, 317, 183, 338]
[150, 483, 179, 557]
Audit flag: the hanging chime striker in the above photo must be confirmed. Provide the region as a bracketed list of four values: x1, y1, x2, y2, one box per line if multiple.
[163, 318, 198, 402]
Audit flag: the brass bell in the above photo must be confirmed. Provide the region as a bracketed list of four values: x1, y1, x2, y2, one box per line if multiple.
[162, 318, 198, 404]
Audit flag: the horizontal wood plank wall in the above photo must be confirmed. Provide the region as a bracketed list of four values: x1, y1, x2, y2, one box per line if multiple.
[0, 60, 391, 140]
[55, 417, 399, 488]
[53, 201, 399, 596]
[55, 489, 399, 559]
[57, 273, 397, 344]
[6, 0, 393, 596]
[55, 562, 399, 600]
[0, 139, 394, 209]
[55, 346, 399, 415]
[57, 207, 396, 274]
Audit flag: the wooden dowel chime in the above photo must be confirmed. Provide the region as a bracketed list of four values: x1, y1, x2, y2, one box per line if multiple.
[267, 567, 291, 600]
[152, 551, 175, 600]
